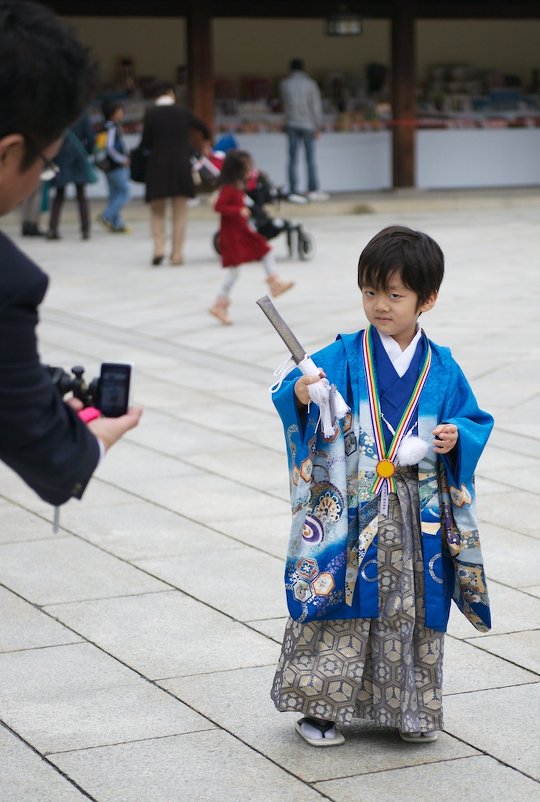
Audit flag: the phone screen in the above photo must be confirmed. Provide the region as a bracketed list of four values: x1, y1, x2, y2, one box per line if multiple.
[97, 363, 132, 417]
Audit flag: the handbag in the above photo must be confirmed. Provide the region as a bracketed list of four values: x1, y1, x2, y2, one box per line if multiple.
[129, 144, 150, 183]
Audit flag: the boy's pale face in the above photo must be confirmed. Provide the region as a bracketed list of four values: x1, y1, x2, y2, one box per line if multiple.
[361, 272, 437, 350]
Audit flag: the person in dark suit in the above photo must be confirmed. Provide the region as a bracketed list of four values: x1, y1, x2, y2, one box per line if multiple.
[0, 0, 142, 507]
[140, 80, 211, 266]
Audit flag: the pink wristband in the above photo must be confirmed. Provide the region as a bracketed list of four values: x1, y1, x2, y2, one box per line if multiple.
[78, 406, 101, 423]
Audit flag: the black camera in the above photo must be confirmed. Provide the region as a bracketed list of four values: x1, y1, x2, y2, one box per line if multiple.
[47, 363, 132, 418]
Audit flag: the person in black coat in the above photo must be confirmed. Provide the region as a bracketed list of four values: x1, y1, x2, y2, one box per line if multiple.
[47, 112, 95, 240]
[0, 1, 142, 507]
[140, 80, 211, 266]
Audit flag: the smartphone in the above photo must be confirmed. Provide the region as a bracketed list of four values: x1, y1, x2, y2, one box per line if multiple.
[97, 362, 132, 417]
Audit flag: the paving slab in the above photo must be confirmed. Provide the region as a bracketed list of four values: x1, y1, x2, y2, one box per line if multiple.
[246, 616, 288, 642]
[0, 642, 210, 753]
[0, 586, 80, 653]
[447, 580, 540, 639]
[0, 536, 166, 605]
[184, 446, 290, 497]
[315, 755, 540, 802]
[0, 725, 89, 802]
[126, 412, 250, 459]
[443, 682, 540, 780]
[468, 630, 540, 675]
[478, 490, 540, 539]
[58, 501, 240, 562]
[50, 729, 325, 802]
[206, 513, 291, 559]
[136, 546, 287, 621]
[162, 665, 478, 784]
[0, 499, 60, 545]
[116, 471, 290, 522]
[443, 636, 537, 693]
[94, 439, 204, 483]
[44, 591, 280, 679]
[479, 524, 540, 587]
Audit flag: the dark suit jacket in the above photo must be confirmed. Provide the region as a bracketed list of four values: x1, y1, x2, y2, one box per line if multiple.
[140, 104, 210, 202]
[0, 232, 100, 505]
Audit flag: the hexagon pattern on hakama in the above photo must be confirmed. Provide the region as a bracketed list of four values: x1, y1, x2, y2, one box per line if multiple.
[271, 468, 444, 733]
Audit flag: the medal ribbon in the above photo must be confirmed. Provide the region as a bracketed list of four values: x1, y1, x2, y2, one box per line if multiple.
[362, 325, 432, 495]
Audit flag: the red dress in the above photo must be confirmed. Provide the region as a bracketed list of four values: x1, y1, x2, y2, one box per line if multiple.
[214, 184, 270, 267]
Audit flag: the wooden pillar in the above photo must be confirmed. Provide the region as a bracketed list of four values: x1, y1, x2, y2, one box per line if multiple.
[391, 0, 416, 187]
[186, 0, 214, 134]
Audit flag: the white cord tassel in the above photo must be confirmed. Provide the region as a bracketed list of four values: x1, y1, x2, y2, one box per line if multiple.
[298, 356, 349, 437]
[395, 434, 429, 466]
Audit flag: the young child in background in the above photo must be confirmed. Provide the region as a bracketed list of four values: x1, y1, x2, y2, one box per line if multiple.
[209, 150, 294, 325]
[98, 101, 131, 234]
[270, 225, 493, 746]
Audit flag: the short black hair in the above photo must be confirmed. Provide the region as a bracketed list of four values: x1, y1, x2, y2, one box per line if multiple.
[0, 1, 97, 169]
[290, 58, 304, 72]
[357, 225, 444, 304]
[101, 100, 124, 121]
[219, 150, 253, 186]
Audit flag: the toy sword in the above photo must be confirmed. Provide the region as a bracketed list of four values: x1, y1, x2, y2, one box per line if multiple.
[256, 295, 348, 436]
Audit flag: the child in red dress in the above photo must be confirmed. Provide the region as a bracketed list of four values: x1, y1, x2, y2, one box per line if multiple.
[209, 150, 294, 325]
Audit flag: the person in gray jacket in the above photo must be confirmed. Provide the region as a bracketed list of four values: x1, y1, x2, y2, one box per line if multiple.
[280, 59, 328, 201]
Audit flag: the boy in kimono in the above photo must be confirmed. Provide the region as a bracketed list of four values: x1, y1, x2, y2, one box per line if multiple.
[271, 225, 493, 746]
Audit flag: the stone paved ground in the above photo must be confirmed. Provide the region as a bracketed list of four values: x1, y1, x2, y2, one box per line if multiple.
[0, 192, 539, 801]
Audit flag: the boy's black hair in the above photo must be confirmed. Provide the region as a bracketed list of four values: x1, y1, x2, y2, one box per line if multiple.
[101, 100, 124, 121]
[219, 150, 252, 187]
[357, 225, 444, 304]
[0, 1, 98, 169]
[290, 58, 304, 72]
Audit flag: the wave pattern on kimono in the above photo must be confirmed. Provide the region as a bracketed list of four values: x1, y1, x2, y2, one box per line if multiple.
[273, 328, 494, 633]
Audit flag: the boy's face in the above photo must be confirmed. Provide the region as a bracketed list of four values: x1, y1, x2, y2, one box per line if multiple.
[361, 271, 437, 349]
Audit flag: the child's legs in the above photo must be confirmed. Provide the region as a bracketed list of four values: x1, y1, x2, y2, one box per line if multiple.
[150, 198, 167, 257]
[261, 251, 277, 276]
[105, 167, 130, 227]
[218, 268, 240, 299]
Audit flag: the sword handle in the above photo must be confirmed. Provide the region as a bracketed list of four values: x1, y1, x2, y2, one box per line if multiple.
[256, 295, 306, 365]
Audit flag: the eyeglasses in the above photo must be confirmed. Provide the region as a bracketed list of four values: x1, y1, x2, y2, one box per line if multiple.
[38, 152, 60, 181]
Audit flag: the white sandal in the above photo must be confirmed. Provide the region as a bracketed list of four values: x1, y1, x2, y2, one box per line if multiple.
[295, 717, 345, 747]
[399, 730, 439, 743]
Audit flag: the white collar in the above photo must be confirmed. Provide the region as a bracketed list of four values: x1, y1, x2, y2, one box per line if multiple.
[378, 327, 422, 378]
[155, 95, 175, 106]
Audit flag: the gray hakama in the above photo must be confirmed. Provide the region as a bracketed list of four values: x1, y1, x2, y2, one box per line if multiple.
[271, 466, 444, 733]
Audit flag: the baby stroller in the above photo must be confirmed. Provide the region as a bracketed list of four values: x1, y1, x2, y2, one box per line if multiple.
[216, 170, 316, 262]
[197, 136, 316, 262]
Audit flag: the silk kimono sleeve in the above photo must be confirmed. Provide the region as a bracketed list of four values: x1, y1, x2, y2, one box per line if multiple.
[440, 360, 494, 488]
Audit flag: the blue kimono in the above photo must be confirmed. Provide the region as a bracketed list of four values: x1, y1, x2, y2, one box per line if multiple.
[273, 327, 494, 633]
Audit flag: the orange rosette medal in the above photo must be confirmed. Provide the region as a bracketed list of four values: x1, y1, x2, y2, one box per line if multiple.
[376, 459, 395, 479]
